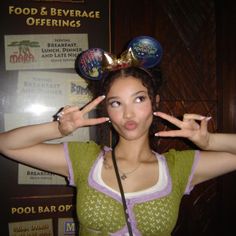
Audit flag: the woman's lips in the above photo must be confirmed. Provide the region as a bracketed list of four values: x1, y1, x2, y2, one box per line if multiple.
[124, 121, 138, 130]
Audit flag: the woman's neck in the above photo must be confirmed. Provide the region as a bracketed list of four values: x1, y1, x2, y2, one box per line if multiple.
[114, 137, 153, 162]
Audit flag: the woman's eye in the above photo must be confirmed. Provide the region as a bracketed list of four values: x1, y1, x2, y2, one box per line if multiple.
[135, 96, 146, 103]
[110, 101, 120, 107]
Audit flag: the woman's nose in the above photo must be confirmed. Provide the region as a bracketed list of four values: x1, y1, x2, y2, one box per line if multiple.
[123, 105, 134, 119]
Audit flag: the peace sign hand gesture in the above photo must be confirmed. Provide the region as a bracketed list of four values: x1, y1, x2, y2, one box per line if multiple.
[154, 111, 212, 150]
[57, 95, 109, 136]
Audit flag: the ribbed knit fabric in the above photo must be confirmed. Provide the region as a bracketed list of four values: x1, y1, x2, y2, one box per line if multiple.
[65, 141, 197, 236]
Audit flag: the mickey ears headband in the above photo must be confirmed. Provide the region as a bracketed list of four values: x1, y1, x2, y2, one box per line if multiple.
[77, 36, 163, 81]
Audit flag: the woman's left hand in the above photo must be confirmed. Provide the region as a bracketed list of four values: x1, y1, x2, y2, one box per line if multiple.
[154, 111, 212, 149]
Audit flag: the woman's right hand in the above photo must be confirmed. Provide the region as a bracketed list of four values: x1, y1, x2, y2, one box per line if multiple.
[57, 95, 109, 136]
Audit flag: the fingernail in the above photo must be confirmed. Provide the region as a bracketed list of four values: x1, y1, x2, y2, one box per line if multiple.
[101, 95, 106, 99]
[153, 112, 157, 115]
[154, 133, 159, 137]
[206, 116, 212, 121]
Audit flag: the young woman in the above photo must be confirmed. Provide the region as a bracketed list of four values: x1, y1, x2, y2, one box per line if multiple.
[0, 66, 236, 236]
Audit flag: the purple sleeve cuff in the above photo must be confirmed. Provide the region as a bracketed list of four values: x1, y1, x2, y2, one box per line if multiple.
[184, 150, 200, 195]
[63, 143, 75, 186]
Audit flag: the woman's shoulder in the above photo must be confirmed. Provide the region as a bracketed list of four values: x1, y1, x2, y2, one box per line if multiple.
[161, 149, 199, 192]
[161, 148, 197, 167]
[66, 140, 102, 158]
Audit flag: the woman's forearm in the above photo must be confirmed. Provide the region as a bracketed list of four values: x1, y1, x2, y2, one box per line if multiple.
[206, 133, 236, 154]
[0, 121, 62, 153]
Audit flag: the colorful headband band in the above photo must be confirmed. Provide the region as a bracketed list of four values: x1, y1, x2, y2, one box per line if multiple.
[77, 36, 163, 80]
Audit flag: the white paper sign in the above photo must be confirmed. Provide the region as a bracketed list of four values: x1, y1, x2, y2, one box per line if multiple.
[5, 33, 88, 70]
[8, 219, 53, 236]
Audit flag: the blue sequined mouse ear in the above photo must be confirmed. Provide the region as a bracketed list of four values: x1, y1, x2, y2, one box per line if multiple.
[77, 48, 104, 80]
[127, 36, 163, 68]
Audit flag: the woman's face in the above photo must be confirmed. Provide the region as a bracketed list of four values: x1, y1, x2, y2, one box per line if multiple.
[106, 76, 153, 141]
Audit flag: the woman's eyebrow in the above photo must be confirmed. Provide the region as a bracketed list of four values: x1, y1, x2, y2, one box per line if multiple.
[106, 90, 147, 102]
[131, 90, 147, 96]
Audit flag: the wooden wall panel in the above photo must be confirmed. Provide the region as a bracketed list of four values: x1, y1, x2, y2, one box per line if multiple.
[155, 0, 216, 101]
[215, 1, 236, 235]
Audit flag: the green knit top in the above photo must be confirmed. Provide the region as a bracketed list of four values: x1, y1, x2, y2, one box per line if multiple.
[64, 141, 199, 236]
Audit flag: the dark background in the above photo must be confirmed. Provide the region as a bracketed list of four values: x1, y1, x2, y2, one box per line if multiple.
[0, 0, 236, 235]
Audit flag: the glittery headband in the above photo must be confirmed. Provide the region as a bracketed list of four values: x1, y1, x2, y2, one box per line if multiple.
[76, 36, 163, 80]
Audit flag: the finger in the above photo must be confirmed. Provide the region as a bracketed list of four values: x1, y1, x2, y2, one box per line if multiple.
[190, 121, 200, 130]
[62, 106, 80, 114]
[182, 118, 200, 130]
[82, 95, 106, 114]
[183, 113, 205, 121]
[155, 129, 192, 138]
[183, 114, 210, 130]
[55, 106, 73, 122]
[200, 116, 211, 132]
[154, 111, 183, 128]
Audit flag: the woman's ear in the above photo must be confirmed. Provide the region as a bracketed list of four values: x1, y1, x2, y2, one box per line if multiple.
[155, 94, 160, 108]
